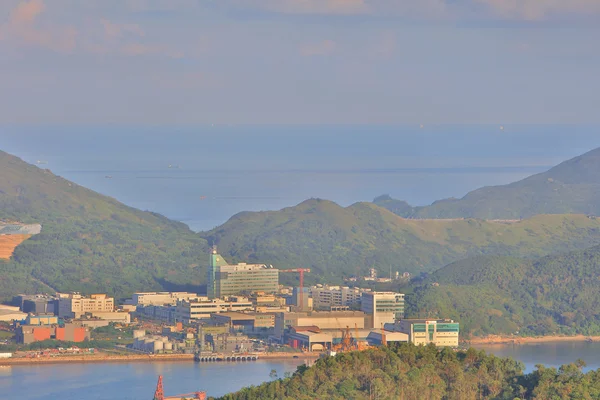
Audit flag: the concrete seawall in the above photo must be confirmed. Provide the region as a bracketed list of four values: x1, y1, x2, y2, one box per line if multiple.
[0, 352, 320, 366]
[0, 353, 194, 366]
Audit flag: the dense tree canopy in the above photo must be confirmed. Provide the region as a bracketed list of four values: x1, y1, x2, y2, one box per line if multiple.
[215, 344, 600, 400]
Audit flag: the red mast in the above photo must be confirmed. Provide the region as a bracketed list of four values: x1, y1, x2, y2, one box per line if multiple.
[154, 375, 164, 400]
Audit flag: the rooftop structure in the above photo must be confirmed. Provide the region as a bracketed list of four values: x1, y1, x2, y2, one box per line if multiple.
[206, 247, 279, 299]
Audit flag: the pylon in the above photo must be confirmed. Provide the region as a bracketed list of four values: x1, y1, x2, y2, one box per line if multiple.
[153, 375, 164, 400]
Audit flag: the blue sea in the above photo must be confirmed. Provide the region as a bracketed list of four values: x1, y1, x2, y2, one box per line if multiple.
[2, 124, 599, 231]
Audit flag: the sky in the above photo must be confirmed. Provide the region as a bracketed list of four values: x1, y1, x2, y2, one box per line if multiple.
[0, 0, 599, 125]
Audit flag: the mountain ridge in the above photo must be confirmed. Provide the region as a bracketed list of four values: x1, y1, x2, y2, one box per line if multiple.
[0, 150, 208, 300]
[374, 146, 600, 219]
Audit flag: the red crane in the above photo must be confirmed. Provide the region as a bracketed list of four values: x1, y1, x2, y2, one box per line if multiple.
[153, 375, 207, 400]
[280, 268, 311, 311]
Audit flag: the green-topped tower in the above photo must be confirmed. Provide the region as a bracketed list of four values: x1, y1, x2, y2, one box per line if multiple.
[207, 246, 279, 299]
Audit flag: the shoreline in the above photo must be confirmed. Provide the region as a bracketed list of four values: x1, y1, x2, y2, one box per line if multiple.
[0, 351, 318, 366]
[463, 334, 600, 345]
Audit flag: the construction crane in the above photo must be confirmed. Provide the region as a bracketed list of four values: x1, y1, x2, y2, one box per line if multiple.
[153, 375, 206, 400]
[279, 268, 311, 311]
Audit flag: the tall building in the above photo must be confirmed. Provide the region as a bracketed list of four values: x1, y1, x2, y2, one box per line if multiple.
[206, 247, 279, 299]
[57, 293, 114, 318]
[361, 291, 405, 328]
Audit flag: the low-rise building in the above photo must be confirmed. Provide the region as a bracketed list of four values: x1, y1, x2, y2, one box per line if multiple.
[129, 292, 198, 306]
[25, 313, 59, 326]
[394, 319, 459, 347]
[174, 297, 253, 324]
[0, 305, 27, 322]
[16, 323, 90, 344]
[15, 294, 58, 314]
[205, 333, 253, 353]
[57, 293, 114, 318]
[210, 311, 276, 334]
[274, 310, 367, 339]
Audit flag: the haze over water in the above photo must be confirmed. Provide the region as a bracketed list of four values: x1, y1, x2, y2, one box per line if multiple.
[3, 125, 600, 231]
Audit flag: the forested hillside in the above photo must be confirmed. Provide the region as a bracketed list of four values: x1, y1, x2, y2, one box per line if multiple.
[375, 147, 600, 219]
[406, 246, 600, 337]
[216, 344, 600, 400]
[0, 150, 208, 300]
[204, 199, 600, 284]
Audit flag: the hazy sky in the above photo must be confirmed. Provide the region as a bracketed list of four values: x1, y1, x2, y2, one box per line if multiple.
[0, 0, 599, 125]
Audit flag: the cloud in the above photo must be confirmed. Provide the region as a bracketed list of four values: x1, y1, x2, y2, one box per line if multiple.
[474, 0, 600, 20]
[101, 19, 145, 38]
[301, 39, 336, 56]
[236, 0, 600, 21]
[238, 0, 368, 15]
[120, 42, 183, 58]
[0, 0, 77, 52]
[10, 0, 45, 24]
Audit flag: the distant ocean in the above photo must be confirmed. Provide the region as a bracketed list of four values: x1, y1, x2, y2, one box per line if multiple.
[2, 124, 599, 231]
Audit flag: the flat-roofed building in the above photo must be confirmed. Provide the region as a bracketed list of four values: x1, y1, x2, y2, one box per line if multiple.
[16, 323, 90, 344]
[175, 297, 253, 324]
[130, 292, 198, 306]
[0, 305, 26, 322]
[287, 327, 333, 352]
[25, 313, 58, 325]
[207, 247, 279, 299]
[57, 293, 114, 318]
[396, 319, 459, 347]
[211, 311, 276, 333]
[274, 310, 367, 339]
[361, 292, 405, 329]
[310, 285, 366, 310]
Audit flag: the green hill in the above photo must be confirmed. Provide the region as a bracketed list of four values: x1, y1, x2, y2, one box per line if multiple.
[0, 150, 208, 300]
[216, 344, 600, 400]
[202, 198, 600, 284]
[406, 245, 600, 337]
[375, 147, 600, 219]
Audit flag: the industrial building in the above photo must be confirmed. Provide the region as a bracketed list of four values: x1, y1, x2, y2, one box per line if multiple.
[274, 310, 368, 340]
[128, 292, 198, 306]
[361, 292, 405, 328]
[174, 296, 253, 324]
[16, 323, 90, 344]
[14, 294, 58, 314]
[210, 311, 276, 333]
[207, 247, 279, 299]
[57, 293, 115, 318]
[205, 333, 253, 353]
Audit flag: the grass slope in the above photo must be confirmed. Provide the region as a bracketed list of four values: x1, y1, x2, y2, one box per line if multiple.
[202, 198, 600, 284]
[0, 150, 208, 300]
[375, 147, 600, 219]
[406, 246, 600, 337]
